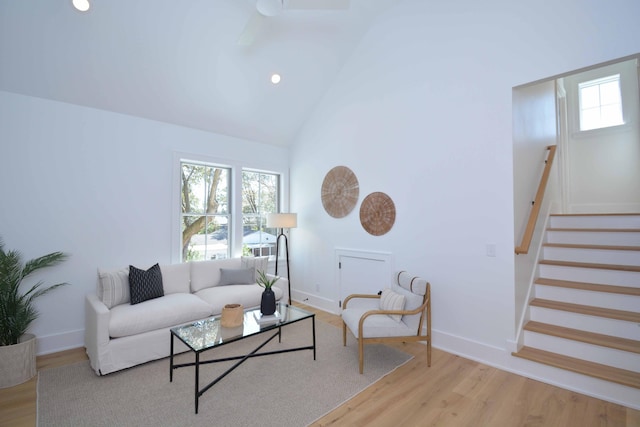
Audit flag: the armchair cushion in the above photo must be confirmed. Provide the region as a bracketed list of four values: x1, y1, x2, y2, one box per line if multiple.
[379, 288, 405, 322]
[341, 306, 414, 338]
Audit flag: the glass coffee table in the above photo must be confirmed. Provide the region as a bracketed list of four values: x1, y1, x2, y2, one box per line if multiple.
[169, 302, 316, 414]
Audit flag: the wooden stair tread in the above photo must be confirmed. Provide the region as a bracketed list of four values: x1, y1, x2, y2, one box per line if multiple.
[530, 298, 640, 322]
[535, 278, 640, 296]
[538, 259, 640, 273]
[543, 243, 640, 251]
[512, 346, 640, 389]
[524, 321, 640, 354]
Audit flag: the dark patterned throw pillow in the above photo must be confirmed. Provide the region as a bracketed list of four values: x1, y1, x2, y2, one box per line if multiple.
[129, 263, 164, 305]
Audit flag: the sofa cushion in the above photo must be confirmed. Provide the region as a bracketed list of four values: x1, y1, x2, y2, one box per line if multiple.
[97, 267, 130, 309]
[241, 256, 269, 281]
[190, 258, 241, 292]
[109, 293, 212, 338]
[195, 284, 283, 315]
[129, 263, 164, 305]
[219, 267, 255, 286]
[159, 263, 190, 295]
[379, 288, 406, 322]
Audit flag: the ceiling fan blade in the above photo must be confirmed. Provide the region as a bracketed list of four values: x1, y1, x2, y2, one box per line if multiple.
[283, 0, 349, 10]
[237, 11, 266, 46]
[239, 0, 349, 47]
[256, 0, 283, 16]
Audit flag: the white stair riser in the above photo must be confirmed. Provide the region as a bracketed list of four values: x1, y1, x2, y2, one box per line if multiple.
[543, 246, 640, 265]
[546, 230, 640, 246]
[538, 264, 640, 287]
[529, 306, 640, 340]
[535, 285, 640, 312]
[523, 331, 640, 372]
[549, 215, 640, 229]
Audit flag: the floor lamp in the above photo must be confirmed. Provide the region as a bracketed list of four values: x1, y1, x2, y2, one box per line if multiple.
[266, 213, 297, 305]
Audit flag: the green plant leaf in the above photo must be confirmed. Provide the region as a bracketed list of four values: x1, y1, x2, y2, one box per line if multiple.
[0, 237, 70, 346]
[256, 269, 279, 290]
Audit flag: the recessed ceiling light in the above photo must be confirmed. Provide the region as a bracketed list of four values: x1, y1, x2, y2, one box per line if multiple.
[271, 74, 281, 84]
[72, 0, 90, 12]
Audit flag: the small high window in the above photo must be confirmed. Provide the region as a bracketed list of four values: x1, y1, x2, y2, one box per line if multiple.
[578, 74, 624, 131]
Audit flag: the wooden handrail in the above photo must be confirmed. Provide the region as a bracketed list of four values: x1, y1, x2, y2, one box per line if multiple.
[515, 145, 557, 255]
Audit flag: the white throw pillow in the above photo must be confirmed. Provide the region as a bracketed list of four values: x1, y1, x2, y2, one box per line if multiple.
[97, 267, 130, 308]
[241, 256, 269, 281]
[379, 288, 406, 322]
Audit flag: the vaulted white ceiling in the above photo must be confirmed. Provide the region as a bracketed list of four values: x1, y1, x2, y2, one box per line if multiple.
[0, 0, 396, 146]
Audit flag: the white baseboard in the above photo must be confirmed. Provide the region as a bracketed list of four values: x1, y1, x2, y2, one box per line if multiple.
[36, 329, 84, 356]
[292, 290, 339, 314]
[432, 329, 640, 410]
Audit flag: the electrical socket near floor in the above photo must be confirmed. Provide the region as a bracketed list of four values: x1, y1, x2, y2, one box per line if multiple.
[486, 243, 496, 257]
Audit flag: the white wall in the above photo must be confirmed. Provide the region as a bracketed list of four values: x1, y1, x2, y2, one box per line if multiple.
[289, 0, 640, 405]
[0, 90, 289, 354]
[512, 79, 559, 334]
[563, 59, 640, 213]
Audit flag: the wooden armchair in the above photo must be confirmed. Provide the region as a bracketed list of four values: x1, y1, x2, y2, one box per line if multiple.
[341, 271, 431, 374]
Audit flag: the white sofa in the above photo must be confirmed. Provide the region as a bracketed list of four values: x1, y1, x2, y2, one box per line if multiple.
[84, 257, 288, 375]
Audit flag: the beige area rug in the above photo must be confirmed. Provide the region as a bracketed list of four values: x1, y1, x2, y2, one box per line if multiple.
[38, 321, 412, 427]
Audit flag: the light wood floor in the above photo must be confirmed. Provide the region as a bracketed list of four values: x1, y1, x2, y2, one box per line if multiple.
[1, 303, 639, 427]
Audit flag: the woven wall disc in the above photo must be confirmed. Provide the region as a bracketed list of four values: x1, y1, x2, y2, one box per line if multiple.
[359, 192, 396, 236]
[321, 166, 359, 218]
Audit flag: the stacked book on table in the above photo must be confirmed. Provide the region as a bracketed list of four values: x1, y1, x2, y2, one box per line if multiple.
[253, 311, 282, 325]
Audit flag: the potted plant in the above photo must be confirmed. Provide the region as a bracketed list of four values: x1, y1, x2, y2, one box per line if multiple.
[0, 237, 69, 388]
[256, 270, 279, 315]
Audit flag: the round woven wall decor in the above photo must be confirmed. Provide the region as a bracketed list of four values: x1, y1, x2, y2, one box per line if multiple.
[321, 166, 359, 218]
[359, 192, 396, 236]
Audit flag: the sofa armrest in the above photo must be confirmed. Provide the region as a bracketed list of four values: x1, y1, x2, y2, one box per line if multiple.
[269, 274, 289, 303]
[85, 293, 111, 375]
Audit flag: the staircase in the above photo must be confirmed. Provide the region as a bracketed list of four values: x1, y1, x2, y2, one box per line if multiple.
[512, 213, 640, 390]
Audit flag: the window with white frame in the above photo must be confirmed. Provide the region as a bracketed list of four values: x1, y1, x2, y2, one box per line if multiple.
[180, 162, 230, 262]
[241, 170, 279, 258]
[578, 74, 624, 131]
[178, 159, 282, 262]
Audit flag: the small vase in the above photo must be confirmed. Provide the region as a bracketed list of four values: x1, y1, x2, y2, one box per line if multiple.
[221, 303, 244, 327]
[260, 288, 276, 315]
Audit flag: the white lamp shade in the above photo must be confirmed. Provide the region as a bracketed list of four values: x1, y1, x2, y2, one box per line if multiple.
[267, 213, 297, 229]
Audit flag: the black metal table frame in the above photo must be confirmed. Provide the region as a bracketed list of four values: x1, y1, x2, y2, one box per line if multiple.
[170, 314, 316, 414]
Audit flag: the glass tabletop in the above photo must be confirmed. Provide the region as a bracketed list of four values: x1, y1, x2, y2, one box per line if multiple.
[171, 302, 313, 352]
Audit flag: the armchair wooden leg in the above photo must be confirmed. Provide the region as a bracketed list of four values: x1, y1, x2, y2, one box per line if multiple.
[427, 339, 432, 367]
[358, 338, 364, 374]
[342, 321, 347, 346]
